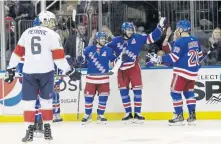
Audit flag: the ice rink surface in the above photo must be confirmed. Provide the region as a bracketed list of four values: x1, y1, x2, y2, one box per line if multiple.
[1, 120, 221, 144]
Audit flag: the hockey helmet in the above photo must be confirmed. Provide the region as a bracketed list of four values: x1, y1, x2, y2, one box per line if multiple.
[176, 20, 191, 33]
[121, 22, 134, 38]
[95, 32, 107, 46]
[38, 11, 57, 29]
[121, 22, 134, 31]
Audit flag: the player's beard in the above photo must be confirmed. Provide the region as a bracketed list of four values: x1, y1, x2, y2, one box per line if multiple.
[124, 31, 133, 39]
[97, 39, 106, 47]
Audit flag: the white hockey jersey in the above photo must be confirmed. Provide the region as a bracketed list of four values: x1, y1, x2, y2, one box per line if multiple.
[8, 26, 71, 74]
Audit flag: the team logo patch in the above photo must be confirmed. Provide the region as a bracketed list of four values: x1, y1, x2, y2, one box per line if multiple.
[173, 46, 180, 53]
[131, 38, 136, 44]
[102, 51, 107, 56]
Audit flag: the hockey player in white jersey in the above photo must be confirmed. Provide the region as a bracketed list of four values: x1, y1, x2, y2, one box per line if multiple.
[4, 11, 81, 143]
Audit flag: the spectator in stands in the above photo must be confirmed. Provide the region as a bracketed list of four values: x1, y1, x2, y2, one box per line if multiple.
[137, 26, 146, 35]
[64, 23, 89, 68]
[56, 16, 70, 45]
[5, 1, 17, 19]
[5, 5, 16, 63]
[207, 27, 221, 65]
[14, 1, 35, 21]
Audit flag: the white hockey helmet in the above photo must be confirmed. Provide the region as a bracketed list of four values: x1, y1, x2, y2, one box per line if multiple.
[38, 11, 57, 29]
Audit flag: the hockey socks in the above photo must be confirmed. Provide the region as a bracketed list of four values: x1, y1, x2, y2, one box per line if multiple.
[133, 90, 142, 113]
[53, 104, 60, 114]
[183, 91, 196, 113]
[97, 95, 108, 115]
[120, 88, 132, 113]
[171, 92, 183, 115]
[52, 93, 61, 115]
[84, 96, 94, 115]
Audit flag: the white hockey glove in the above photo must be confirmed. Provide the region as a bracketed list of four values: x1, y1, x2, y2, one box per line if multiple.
[147, 53, 162, 64]
[157, 17, 168, 30]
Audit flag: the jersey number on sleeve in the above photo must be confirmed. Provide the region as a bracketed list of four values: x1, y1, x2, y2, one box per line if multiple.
[188, 49, 199, 67]
[31, 36, 41, 55]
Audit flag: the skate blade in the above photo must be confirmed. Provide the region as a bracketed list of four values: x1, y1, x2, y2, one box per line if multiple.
[187, 121, 196, 126]
[45, 139, 53, 143]
[122, 119, 134, 124]
[169, 121, 185, 126]
[34, 131, 44, 138]
[53, 119, 63, 123]
[22, 140, 33, 144]
[82, 120, 92, 125]
[97, 120, 107, 125]
[133, 119, 145, 124]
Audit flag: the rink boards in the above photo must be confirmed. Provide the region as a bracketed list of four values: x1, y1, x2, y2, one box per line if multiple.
[0, 67, 221, 122]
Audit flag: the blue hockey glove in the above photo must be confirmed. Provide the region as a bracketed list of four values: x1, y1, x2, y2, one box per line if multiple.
[77, 55, 85, 64]
[66, 68, 81, 81]
[4, 68, 16, 84]
[121, 53, 128, 62]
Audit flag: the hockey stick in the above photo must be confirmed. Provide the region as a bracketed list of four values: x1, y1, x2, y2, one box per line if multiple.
[76, 57, 83, 120]
[199, 50, 211, 63]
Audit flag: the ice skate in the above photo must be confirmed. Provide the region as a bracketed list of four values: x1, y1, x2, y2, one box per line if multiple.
[97, 115, 107, 124]
[187, 111, 196, 126]
[168, 113, 185, 126]
[53, 114, 63, 123]
[133, 113, 145, 124]
[44, 124, 53, 141]
[122, 113, 134, 124]
[22, 125, 34, 143]
[81, 114, 92, 125]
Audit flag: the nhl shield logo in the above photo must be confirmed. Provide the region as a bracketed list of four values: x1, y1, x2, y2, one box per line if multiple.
[131, 38, 136, 44]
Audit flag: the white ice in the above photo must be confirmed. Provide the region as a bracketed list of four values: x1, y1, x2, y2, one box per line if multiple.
[1, 120, 221, 144]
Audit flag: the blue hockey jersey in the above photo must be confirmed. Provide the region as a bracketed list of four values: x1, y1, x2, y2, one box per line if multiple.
[84, 45, 115, 84]
[107, 27, 162, 70]
[162, 36, 203, 80]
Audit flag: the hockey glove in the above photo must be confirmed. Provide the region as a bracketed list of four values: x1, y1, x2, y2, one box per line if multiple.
[157, 17, 168, 30]
[121, 53, 128, 62]
[66, 68, 81, 81]
[147, 53, 162, 64]
[4, 68, 16, 84]
[77, 55, 85, 64]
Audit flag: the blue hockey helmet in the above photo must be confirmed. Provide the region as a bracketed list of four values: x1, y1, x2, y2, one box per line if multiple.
[95, 32, 107, 46]
[95, 32, 107, 40]
[121, 22, 134, 31]
[33, 16, 40, 26]
[176, 20, 191, 32]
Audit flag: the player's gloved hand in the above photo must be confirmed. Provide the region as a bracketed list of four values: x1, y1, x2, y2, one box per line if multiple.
[66, 68, 81, 81]
[157, 17, 168, 30]
[77, 55, 85, 64]
[147, 53, 162, 64]
[4, 68, 16, 84]
[121, 53, 128, 62]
